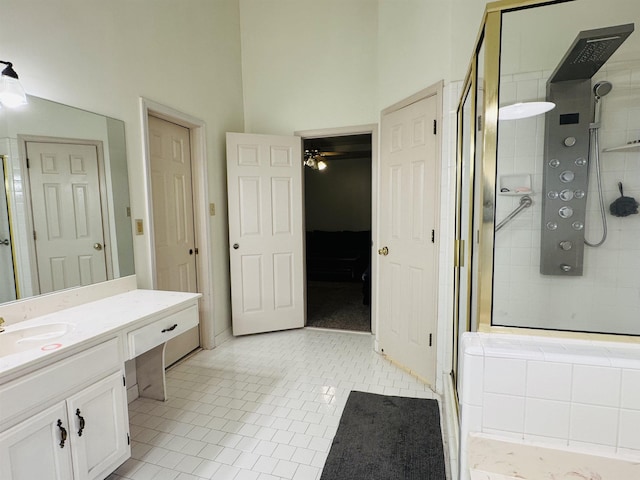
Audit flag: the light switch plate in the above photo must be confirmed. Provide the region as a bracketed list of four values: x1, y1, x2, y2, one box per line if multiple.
[135, 219, 143, 235]
[209, 203, 216, 216]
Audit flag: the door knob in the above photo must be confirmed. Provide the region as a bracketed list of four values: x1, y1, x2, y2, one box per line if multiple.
[378, 246, 389, 256]
[93, 243, 103, 251]
[233, 243, 239, 250]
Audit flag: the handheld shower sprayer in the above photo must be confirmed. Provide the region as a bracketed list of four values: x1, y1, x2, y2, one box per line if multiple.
[592, 80, 613, 126]
[585, 80, 613, 247]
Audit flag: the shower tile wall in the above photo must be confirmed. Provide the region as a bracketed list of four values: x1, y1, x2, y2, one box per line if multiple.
[494, 60, 640, 335]
[458, 332, 640, 480]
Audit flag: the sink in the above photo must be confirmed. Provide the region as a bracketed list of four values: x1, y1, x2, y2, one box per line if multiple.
[0, 323, 75, 356]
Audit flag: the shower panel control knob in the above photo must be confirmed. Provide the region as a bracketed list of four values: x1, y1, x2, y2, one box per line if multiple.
[558, 206, 574, 218]
[559, 171, 575, 183]
[559, 241, 573, 251]
[563, 136, 576, 147]
[560, 264, 573, 272]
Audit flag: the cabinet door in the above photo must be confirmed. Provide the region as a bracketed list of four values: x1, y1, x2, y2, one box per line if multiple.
[67, 372, 130, 480]
[0, 402, 73, 480]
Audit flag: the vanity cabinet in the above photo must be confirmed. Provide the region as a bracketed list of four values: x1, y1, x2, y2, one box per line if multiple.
[0, 371, 128, 480]
[0, 338, 129, 480]
[0, 286, 202, 479]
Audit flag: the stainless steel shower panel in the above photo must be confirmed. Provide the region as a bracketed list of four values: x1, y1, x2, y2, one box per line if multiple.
[540, 23, 634, 276]
[549, 24, 634, 83]
[541, 80, 592, 275]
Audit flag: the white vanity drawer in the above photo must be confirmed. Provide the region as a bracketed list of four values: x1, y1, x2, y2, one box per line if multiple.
[0, 338, 121, 428]
[128, 305, 198, 359]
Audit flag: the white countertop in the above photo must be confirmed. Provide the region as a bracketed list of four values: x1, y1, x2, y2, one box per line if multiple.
[0, 289, 201, 380]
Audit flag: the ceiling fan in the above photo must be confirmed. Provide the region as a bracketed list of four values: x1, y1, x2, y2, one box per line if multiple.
[304, 149, 328, 171]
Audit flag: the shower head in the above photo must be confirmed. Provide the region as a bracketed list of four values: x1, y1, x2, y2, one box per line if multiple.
[593, 81, 613, 99]
[549, 23, 634, 83]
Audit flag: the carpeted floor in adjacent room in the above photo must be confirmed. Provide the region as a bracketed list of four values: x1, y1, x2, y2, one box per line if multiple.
[306, 281, 371, 332]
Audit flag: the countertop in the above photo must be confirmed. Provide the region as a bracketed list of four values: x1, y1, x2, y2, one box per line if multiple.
[0, 289, 201, 380]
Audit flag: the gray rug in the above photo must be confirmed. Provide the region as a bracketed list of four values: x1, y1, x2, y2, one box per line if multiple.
[306, 281, 370, 331]
[320, 391, 446, 480]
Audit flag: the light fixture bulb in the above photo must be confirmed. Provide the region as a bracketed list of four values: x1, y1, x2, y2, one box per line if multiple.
[0, 73, 28, 108]
[498, 101, 555, 120]
[317, 160, 327, 171]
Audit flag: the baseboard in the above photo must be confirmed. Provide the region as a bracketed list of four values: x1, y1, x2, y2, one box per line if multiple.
[215, 327, 233, 346]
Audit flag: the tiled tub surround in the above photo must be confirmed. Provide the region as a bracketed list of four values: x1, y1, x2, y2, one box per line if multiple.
[459, 332, 640, 480]
[493, 60, 640, 335]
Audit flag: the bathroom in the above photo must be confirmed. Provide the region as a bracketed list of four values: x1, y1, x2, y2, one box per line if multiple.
[1, 1, 639, 479]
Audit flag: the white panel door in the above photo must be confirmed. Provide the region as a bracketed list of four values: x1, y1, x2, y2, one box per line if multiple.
[226, 132, 304, 336]
[26, 142, 108, 294]
[378, 94, 440, 385]
[149, 115, 200, 365]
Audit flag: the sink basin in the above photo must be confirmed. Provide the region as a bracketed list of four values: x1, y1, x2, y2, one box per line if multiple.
[0, 323, 74, 356]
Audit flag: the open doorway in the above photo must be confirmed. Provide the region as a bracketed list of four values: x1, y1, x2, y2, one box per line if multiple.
[303, 134, 372, 332]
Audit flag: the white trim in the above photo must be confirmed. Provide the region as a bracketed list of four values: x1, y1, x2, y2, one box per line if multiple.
[295, 124, 379, 338]
[139, 98, 215, 349]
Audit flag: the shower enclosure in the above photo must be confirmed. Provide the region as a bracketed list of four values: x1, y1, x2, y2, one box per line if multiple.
[453, 0, 640, 363]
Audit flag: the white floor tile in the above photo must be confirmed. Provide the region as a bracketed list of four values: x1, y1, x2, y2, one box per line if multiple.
[117, 329, 435, 480]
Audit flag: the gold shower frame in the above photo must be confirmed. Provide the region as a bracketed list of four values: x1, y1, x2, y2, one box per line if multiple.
[454, 0, 640, 344]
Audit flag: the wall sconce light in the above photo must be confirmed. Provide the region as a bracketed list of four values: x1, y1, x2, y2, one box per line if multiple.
[0, 61, 28, 108]
[304, 150, 327, 171]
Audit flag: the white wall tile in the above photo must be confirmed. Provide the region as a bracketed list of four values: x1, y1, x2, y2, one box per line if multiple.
[569, 404, 619, 446]
[618, 409, 640, 450]
[572, 365, 621, 407]
[526, 361, 572, 401]
[524, 398, 570, 439]
[461, 353, 485, 406]
[461, 404, 483, 435]
[484, 357, 527, 396]
[483, 393, 525, 433]
[621, 369, 640, 410]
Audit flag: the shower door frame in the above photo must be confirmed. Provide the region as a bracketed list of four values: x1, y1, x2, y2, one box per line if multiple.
[453, 0, 640, 344]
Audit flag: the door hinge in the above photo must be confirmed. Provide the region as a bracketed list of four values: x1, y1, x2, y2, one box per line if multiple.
[429, 333, 433, 347]
[433, 119, 437, 135]
[127, 433, 130, 445]
[477, 115, 483, 131]
[122, 375, 126, 387]
[26, 157, 30, 169]
[33, 230, 37, 241]
[431, 229, 435, 243]
[194, 247, 199, 255]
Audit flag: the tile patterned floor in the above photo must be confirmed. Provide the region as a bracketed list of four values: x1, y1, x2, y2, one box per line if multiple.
[108, 328, 438, 480]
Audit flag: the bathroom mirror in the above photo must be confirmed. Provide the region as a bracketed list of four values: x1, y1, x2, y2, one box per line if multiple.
[0, 95, 134, 304]
[492, 0, 640, 335]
